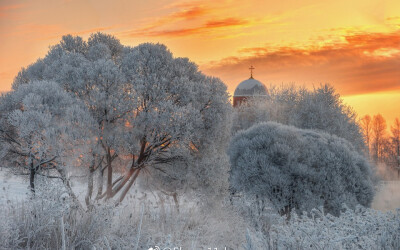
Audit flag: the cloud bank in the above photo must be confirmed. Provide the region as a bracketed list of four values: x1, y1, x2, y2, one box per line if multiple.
[202, 31, 400, 96]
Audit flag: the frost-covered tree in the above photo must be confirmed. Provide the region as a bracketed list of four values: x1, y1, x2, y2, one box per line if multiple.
[107, 43, 232, 202]
[234, 84, 365, 151]
[228, 122, 375, 215]
[371, 114, 387, 162]
[232, 98, 270, 134]
[360, 115, 372, 156]
[9, 33, 232, 204]
[391, 118, 400, 176]
[0, 81, 93, 197]
[292, 85, 364, 150]
[139, 143, 232, 209]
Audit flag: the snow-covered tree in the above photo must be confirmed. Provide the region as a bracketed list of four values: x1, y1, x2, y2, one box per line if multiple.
[140, 143, 232, 209]
[360, 115, 372, 156]
[235, 84, 365, 152]
[9, 33, 232, 204]
[232, 97, 270, 134]
[292, 85, 364, 150]
[228, 122, 375, 215]
[391, 118, 400, 176]
[371, 114, 387, 162]
[0, 81, 93, 197]
[106, 43, 232, 202]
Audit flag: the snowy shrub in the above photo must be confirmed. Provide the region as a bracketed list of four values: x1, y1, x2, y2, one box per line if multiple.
[231, 192, 280, 233]
[232, 97, 271, 134]
[233, 84, 365, 151]
[0, 191, 247, 250]
[245, 206, 400, 250]
[229, 122, 375, 215]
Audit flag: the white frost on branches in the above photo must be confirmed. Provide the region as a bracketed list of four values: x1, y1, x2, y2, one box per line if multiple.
[229, 122, 375, 215]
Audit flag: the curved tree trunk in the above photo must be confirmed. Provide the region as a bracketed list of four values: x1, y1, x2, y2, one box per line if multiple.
[118, 169, 141, 203]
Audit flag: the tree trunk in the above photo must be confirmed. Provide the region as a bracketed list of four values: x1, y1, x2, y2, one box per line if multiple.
[109, 167, 137, 198]
[96, 164, 104, 199]
[29, 160, 35, 194]
[85, 163, 95, 209]
[60, 216, 66, 250]
[106, 148, 113, 198]
[172, 193, 179, 213]
[118, 169, 141, 203]
[56, 166, 84, 211]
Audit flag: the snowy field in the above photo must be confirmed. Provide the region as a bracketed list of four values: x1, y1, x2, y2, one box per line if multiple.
[1, 168, 400, 249]
[372, 181, 400, 211]
[1, 167, 399, 212]
[0, 168, 28, 206]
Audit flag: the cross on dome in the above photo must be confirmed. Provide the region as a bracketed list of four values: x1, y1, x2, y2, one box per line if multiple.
[249, 65, 255, 79]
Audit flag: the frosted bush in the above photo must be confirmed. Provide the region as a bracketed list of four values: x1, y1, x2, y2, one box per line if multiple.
[233, 84, 365, 152]
[231, 193, 280, 233]
[229, 122, 375, 215]
[245, 206, 400, 250]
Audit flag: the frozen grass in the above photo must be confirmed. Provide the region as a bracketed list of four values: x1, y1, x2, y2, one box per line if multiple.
[0, 178, 247, 249]
[1, 172, 400, 249]
[2, 192, 400, 250]
[245, 206, 400, 250]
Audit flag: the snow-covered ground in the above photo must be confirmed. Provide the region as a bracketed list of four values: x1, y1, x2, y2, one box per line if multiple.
[1, 167, 400, 212]
[0, 168, 28, 206]
[372, 181, 400, 211]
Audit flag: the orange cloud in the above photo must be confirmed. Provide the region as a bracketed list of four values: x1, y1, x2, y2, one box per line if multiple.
[120, 1, 254, 38]
[202, 30, 400, 96]
[171, 6, 209, 19]
[387, 16, 400, 21]
[139, 6, 210, 32]
[205, 18, 247, 28]
[126, 17, 249, 37]
[0, 3, 28, 18]
[0, 3, 26, 12]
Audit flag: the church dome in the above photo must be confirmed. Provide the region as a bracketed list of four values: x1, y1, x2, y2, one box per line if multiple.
[233, 78, 268, 97]
[232, 66, 269, 107]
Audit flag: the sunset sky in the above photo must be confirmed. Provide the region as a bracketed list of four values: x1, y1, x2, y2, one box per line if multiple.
[0, 0, 399, 123]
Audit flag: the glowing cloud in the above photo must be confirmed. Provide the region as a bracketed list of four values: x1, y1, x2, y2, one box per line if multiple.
[202, 31, 400, 96]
